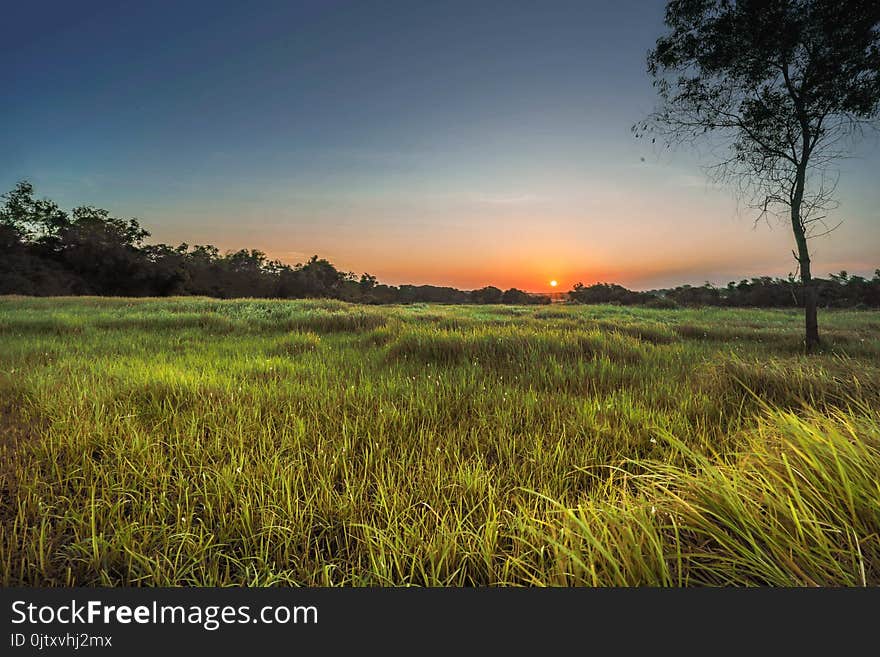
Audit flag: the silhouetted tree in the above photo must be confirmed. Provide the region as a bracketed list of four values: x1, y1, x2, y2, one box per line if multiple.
[569, 282, 654, 305]
[569, 275, 880, 309]
[359, 273, 378, 292]
[501, 288, 551, 304]
[667, 283, 722, 307]
[501, 288, 531, 304]
[141, 243, 190, 295]
[361, 283, 401, 304]
[397, 285, 470, 303]
[57, 206, 151, 294]
[295, 255, 349, 297]
[470, 286, 503, 304]
[0, 181, 70, 246]
[640, 0, 880, 351]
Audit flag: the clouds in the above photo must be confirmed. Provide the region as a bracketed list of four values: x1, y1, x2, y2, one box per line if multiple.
[474, 193, 543, 205]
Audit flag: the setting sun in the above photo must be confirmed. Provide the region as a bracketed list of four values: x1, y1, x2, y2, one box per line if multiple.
[550, 280, 558, 288]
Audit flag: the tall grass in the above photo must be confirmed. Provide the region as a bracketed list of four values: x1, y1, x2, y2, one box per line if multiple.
[1, 296, 878, 586]
[517, 406, 880, 586]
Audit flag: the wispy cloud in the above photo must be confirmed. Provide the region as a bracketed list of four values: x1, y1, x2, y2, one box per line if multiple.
[475, 193, 543, 205]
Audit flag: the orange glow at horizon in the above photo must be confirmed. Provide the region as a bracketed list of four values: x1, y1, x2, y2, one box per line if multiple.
[154, 173, 880, 294]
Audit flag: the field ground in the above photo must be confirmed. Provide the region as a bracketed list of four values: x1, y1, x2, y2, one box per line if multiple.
[1, 296, 879, 586]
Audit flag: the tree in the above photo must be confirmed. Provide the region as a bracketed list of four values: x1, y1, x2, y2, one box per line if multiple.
[569, 282, 654, 305]
[470, 286, 503, 304]
[639, 0, 880, 351]
[359, 273, 378, 292]
[0, 180, 71, 245]
[294, 255, 348, 297]
[501, 288, 542, 304]
[57, 206, 151, 294]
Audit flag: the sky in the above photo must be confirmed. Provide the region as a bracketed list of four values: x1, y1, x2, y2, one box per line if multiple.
[2, 0, 878, 292]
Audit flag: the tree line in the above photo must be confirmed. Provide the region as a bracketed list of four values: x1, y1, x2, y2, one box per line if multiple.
[570, 274, 880, 309]
[4, 181, 876, 308]
[0, 182, 550, 305]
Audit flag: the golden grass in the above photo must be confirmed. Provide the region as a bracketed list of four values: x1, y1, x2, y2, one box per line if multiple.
[1, 297, 878, 585]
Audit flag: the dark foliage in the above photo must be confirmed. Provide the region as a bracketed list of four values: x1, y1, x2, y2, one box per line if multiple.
[501, 288, 551, 305]
[569, 274, 880, 309]
[0, 182, 548, 305]
[569, 283, 656, 306]
[5, 182, 875, 308]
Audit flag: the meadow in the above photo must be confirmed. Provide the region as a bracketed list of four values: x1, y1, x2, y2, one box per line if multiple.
[1, 296, 879, 586]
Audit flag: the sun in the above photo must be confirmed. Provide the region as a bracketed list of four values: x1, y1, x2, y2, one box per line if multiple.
[549, 280, 558, 288]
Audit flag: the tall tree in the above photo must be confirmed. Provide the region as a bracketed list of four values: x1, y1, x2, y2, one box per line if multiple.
[0, 180, 70, 246]
[639, 0, 880, 351]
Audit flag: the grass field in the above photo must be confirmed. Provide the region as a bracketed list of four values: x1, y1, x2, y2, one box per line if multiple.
[1, 296, 879, 586]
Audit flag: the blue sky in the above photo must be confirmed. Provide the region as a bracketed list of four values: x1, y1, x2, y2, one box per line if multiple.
[3, 0, 878, 290]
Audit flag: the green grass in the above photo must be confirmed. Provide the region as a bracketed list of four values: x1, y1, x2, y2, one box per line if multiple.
[1, 296, 879, 586]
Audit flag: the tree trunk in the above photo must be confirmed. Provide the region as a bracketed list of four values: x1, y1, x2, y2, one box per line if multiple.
[800, 253, 820, 353]
[791, 200, 819, 353]
[789, 129, 821, 353]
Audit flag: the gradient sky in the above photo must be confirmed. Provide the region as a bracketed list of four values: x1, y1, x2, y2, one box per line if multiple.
[3, 0, 878, 291]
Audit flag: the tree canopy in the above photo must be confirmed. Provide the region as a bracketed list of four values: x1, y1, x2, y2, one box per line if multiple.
[640, 0, 880, 349]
